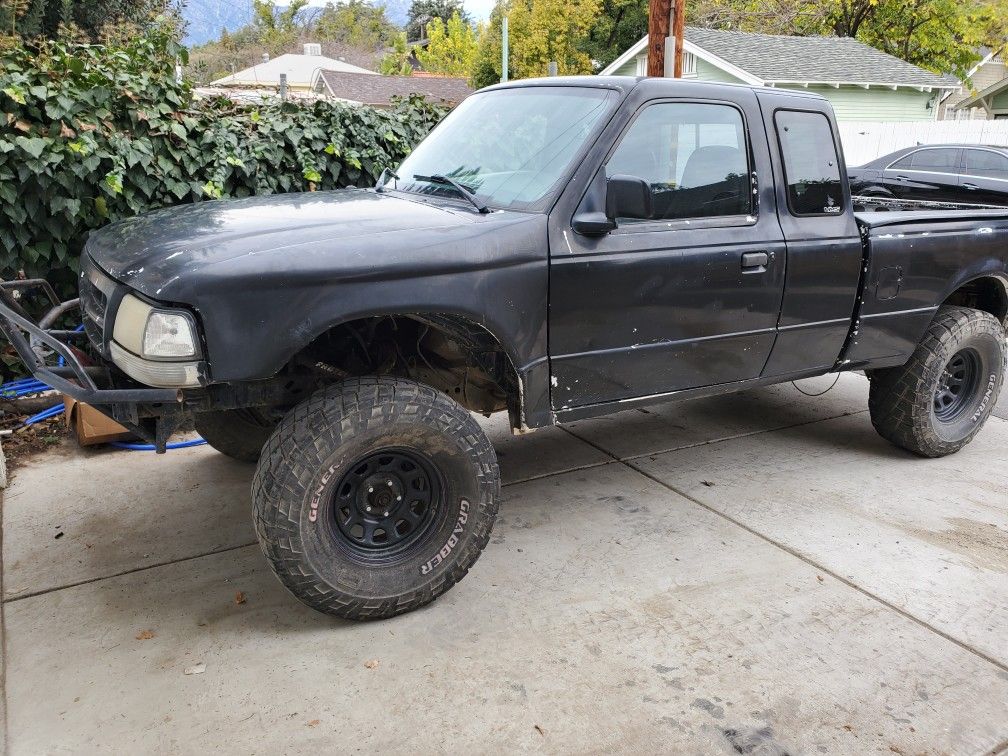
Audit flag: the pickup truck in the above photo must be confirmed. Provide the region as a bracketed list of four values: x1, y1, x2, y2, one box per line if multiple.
[2, 77, 1006, 620]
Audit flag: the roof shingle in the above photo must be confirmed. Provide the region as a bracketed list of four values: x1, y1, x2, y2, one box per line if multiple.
[685, 27, 959, 87]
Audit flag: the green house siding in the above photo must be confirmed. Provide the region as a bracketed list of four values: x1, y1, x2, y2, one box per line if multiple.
[610, 56, 639, 76]
[993, 91, 1008, 110]
[693, 58, 744, 83]
[800, 86, 934, 121]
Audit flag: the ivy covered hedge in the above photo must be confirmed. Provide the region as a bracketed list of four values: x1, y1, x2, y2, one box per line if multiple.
[0, 21, 447, 292]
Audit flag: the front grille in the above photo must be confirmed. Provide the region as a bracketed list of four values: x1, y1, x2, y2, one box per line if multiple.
[79, 255, 114, 350]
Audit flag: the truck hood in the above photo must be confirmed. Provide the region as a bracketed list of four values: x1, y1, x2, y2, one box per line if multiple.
[85, 189, 483, 298]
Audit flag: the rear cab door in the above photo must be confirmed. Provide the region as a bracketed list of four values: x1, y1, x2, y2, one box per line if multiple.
[756, 91, 864, 375]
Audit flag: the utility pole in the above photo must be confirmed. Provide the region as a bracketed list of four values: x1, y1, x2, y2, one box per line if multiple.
[501, 17, 509, 82]
[646, 0, 684, 77]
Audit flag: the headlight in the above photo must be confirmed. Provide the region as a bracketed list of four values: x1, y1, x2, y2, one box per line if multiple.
[112, 293, 200, 360]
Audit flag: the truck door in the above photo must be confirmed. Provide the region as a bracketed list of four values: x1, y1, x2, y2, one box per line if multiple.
[547, 87, 786, 412]
[756, 95, 863, 375]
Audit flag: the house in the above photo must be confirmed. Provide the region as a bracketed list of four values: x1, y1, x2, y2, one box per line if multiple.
[211, 45, 376, 91]
[941, 47, 1007, 120]
[313, 70, 472, 107]
[600, 27, 960, 122]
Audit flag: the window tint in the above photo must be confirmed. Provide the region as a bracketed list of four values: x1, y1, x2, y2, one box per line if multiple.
[965, 149, 1008, 179]
[606, 102, 751, 222]
[774, 110, 843, 215]
[910, 148, 959, 170]
[890, 154, 915, 170]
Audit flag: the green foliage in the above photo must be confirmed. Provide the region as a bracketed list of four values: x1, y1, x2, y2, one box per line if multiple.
[251, 0, 309, 52]
[380, 31, 416, 74]
[577, 0, 647, 71]
[416, 11, 478, 76]
[314, 0, 398, 49]
[473, 0, 599, 84]
[405, 0, 470, 41]
[0, 0, 176, 42]
[0, 25, 447, 291]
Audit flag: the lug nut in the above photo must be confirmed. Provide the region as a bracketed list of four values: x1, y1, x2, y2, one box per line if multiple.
[366, 505, 371, 512]
[396, 495, 402, 501]
[368, 486, 373, 493]
[383, 511, 389, 517]
[387, 480, 393, 487]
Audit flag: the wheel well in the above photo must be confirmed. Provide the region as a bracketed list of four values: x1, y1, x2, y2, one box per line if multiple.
[284, 314, 523, 423]
[943, 277, 1008, 325]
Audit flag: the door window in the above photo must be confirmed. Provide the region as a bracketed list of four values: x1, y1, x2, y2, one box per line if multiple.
[908, 148, 960, 171]
[774, 110, 843, 215]
[964, 149, 1008, 179]
[606, 102, 751, 222]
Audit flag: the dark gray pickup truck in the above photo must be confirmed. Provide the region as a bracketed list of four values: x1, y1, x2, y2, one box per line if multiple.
[2, 77, 1006, 619]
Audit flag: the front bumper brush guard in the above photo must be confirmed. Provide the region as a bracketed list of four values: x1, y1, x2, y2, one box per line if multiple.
[0, 280, 183, 450]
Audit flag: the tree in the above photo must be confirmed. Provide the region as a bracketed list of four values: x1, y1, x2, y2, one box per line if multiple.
[406, 0, 469, 40]
[380, 31, 415, 74]
[315, 0, 398, 50]
[578, 0, 647, 71]
[415, 10, 477, 76]
[470, 1, 506, 87]
[252, 0, 308, 52]
[1, 0, 177, 42]
[505, 0, 600, 79]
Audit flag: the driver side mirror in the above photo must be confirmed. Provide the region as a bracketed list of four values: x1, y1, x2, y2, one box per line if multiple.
[606, 174, 653, 221]
[571, 174, 654, 236]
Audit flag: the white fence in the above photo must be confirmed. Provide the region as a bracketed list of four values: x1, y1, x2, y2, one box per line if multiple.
[838, 120, 1008, 166]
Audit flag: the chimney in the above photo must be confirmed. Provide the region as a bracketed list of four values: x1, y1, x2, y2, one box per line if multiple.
[262, 53, 269, 63]
[303, 43, 322, 56]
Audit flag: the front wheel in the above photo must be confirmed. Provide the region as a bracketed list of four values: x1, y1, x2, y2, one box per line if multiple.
[252, 377, 500, 620]
[869, 306, 1006, 457]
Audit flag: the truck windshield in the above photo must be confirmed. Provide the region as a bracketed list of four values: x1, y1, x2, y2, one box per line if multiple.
[394, 86, 617, 212]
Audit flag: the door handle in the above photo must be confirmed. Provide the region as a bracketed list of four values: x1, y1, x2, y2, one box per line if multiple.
[963, 182, 978, 190]
[741, 251, 769, 272]
[895, 174, 909, 180]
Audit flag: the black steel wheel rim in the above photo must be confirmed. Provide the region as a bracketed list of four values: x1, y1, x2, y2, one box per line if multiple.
[933, 348, 981, 422]
[331, 448, 441, 561]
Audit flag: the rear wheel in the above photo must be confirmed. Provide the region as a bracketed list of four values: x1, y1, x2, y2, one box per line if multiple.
[252, 377, 499, 620]
[869, 306, 1005, 457]
[194, 408, 278, 463]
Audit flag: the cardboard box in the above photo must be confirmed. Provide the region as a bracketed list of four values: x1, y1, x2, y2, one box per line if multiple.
[63, 395, 132, 446]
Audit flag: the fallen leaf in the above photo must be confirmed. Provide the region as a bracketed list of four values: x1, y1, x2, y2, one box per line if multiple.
[307, 720, 320, 727]
[136, 629, 155, 640]
[235, 591, 246, 605]
[700, 480, 715, 487]
[816, 575, 824, 583]
[534, 724, 545, 736]
[364, 659, 379, 669]
[184, 663, 206, 675]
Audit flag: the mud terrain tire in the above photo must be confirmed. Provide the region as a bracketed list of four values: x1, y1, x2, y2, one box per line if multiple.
[252, 377, 500, 620]
[869, 306, 1006, 457]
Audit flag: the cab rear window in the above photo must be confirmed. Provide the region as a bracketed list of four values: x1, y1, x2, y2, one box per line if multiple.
[774, 110, 844, 216]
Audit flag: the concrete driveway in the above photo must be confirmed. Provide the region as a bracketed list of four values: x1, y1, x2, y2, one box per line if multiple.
[1, 373, 1006, 754]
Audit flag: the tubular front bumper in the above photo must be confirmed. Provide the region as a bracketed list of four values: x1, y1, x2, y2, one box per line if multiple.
[0, 279, 192, 451]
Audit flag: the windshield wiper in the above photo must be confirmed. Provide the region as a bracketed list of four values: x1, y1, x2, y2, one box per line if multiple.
[375, 167, 399, 193]
[413, 174, 489, 213]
